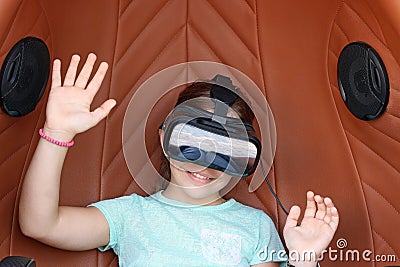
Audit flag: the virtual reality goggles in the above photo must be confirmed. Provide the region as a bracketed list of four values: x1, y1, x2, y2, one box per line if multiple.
[161, 75, 261, 178]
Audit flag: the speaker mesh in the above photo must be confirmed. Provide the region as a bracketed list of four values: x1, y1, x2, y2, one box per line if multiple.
[337, 42, 389, 120]
[0, 256, 36, 267]
[0, 37, 50, 117]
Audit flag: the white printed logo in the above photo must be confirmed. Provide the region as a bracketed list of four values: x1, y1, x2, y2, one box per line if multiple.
[201, 229, 242, 265]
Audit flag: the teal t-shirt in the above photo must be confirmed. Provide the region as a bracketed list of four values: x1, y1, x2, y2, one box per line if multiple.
[90, 191, 288, 267]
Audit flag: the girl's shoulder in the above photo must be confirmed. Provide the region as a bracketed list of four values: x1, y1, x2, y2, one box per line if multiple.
[89, 193, 146, 211]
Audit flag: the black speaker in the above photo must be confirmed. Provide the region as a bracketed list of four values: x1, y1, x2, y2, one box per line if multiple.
[337, 42, 389, 120]
[0, 36, 50, 117]
[0, 256, 36, 267]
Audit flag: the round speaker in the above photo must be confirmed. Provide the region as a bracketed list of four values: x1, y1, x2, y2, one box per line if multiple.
[337, 42, 389, 120]
[0, 36, 50, 117]
[0, 256, 36, 267]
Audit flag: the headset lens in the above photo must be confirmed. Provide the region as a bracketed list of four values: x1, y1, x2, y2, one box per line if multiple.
[165, 123, 258, 177]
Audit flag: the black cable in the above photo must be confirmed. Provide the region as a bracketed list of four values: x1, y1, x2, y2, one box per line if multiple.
[260, 160, 289, 215]
[260, 161, 321, 267]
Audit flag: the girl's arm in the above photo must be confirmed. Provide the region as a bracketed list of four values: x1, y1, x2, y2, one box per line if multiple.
[19, 54, 116, 251]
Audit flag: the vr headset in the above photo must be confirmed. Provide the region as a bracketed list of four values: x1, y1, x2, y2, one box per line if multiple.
[161, 75, 261, 178]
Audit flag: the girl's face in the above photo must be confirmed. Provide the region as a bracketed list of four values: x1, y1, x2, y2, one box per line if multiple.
[159, 130, 236, 205]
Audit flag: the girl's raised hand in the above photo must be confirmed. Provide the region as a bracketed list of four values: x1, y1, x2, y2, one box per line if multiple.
[283, 191, 339, 263]
[44, 53, 116, 141]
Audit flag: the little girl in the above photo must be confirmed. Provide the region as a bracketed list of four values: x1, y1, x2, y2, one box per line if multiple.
[19, 54, 339, 267]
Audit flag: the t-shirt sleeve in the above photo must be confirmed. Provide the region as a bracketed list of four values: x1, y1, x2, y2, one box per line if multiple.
[249, 211, 288, 266]
[88, 194, 140, 254]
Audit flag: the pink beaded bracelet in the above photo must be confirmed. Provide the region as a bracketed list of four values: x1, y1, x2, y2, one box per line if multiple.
[38, 128, 74, 147]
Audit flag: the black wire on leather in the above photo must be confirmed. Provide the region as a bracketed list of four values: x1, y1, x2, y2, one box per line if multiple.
[260, 160, 289, 216]
[260, 161, 321, 267]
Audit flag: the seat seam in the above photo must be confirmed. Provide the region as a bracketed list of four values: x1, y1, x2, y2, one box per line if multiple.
[333, 22, 350, 42]
[343, 1, 387, 45]
[362, 181, 399, 215]
[108, 255, 118, 266]
[0, 143, 29, 168]
[372, 229, 399, 259]
[26, 9, 44, 34]
[120, 0, 134, 18]
[0, 187, 17, 204]
[0, 0, 24, 50]
[327, 2, 376, 265]
[97, 0, 121, 264]
[0, 236, 10, 251]
[9, 0, 52, 255]
[107, 24, 185, 124]
[0, 121, 18, 137]
[345, 129, 400, 174]
[343, 1, 400, 69]
[244, 0, 255, 14]
[204, 0, 258, 60]
[115, 0, 172, 66]
[187, 21, 223, 62]
[362, 1, 389, 45]
[253, 0, 280, 227]
[0, 5, 43, 60]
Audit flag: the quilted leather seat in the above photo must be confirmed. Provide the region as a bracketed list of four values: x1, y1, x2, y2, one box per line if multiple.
[0, 0, 399, 266]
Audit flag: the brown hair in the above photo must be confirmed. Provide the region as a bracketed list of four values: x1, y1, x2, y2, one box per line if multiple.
[159, 81, 255, 181]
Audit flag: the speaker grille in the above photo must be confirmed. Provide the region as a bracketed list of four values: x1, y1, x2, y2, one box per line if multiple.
[0, 256, 36, 267]
[0, 37, 50, 117]
[337, 42, 389, 120]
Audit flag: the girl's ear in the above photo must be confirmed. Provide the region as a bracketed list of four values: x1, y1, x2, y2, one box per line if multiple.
[159, 129, 164, 150]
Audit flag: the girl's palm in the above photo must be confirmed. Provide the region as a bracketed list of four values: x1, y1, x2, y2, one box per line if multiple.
[45, 54, 116, 136]
[283, 192, 339, 261]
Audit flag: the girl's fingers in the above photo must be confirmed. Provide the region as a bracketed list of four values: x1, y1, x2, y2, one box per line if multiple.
[304, 191, 316, 218]
[323, 197, 333, 224]
[284, 205, 301, 229]
[86, 62, 109, 100]
[51, 59, 62, 89]
[89, 99, 116, 127]
[329, 206, 339, 231]
[75, 53, 97, 88]
[63, 54, 80, 87]
[315, 195, 326, 220]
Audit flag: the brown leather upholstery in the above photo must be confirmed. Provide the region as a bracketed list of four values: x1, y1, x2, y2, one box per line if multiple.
[0, 0, 398, 266]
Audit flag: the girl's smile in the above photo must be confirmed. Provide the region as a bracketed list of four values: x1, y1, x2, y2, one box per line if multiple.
[186, 170, 217, 184]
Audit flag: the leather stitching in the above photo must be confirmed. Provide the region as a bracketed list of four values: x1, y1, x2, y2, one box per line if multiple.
[120, 0, 134, 18]
[343, 2, 386, 45]
[115, 0, 172, 65]
[372, 229, 399, 259]
[333, 22, 350, 42]
[108, 255, 118, 267]
[345, 130, 400, 175]
[0, 186, 17, 203]
[204, 0, 258, 59]
[0, 143, 29, 168]
[0, 236, 10, 251]
[108, 25, 185, 124]
[0, 0, 24, 52]
[0, 121, 19, 138]
[244, 0, 255, 14]
[326, 1, 377, 262]
[342, 1, 400, 69]
[363, 182, 399, 215]
[187, 21, 223, 62]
